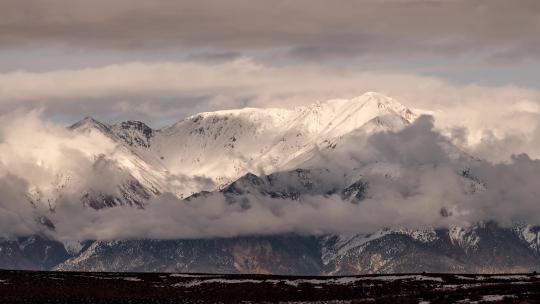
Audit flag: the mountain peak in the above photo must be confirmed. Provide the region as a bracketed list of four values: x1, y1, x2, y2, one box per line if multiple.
[78, 116, 100, 125]
[293, 92, 418, 138]
[360, 91, 391, 99]
[111, 121, 154, 148]
[70, 116, 111, 133]
[114, 120, 152, 132]
[351, 92, 401, 108]
[351, 92, 417, 124]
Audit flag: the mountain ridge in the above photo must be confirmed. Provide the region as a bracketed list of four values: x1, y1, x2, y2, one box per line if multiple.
[64, 92, 419, 205]
[4, 91, 539, 274]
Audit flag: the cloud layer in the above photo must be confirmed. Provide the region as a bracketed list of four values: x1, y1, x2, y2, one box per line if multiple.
[1, 112, 540, 240]
[1, 58, 539, 162]
[2, 0, 539, 62]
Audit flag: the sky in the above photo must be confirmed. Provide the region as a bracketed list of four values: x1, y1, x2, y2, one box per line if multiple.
[0, 0, 539, 127]
[1, 0, 540, 240]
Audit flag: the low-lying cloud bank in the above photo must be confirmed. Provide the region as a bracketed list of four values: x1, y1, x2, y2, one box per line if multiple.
[0, 112, 539, 241]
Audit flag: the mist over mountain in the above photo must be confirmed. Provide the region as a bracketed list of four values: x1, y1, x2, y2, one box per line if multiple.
[1, 92, 540, 273]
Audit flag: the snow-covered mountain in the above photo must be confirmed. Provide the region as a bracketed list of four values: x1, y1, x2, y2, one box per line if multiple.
[3, 222, 540, 274]
[5, 91, 540, 274]
[44, 91, 419, 208]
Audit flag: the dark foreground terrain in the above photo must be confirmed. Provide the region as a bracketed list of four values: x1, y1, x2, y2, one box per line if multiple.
[1, 270, 540, 303]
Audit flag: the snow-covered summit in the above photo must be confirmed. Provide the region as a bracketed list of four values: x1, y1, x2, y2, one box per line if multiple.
[69, 116, 111, 134]
[162, 92, 416, 137]
[63, 92, 417, 205]
[151, 92, 417, 185]
[290, 91, 416, 137]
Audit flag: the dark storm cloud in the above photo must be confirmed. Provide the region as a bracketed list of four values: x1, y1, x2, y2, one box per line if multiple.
[1, 0, 539, 60]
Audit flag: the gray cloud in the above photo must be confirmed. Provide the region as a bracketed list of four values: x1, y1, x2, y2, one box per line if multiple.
[0, 173, 41, 238]
[48, 117, 540, 240]
[1, 0, 539, 61]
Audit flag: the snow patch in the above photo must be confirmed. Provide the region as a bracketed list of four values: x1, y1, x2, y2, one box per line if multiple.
[123, 277, 143, 282]
[449, 226, 480, 252]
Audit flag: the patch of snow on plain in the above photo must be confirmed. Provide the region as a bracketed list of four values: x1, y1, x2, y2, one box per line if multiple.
[482, 294, 515, 302]
[169, 273, 215, 277]
[490, 275, 532, 280]
[454, 275, 483, 280]
[173, 274, 444, 288]
[173, 278, 262, 287]
[123, 277, 143, 282]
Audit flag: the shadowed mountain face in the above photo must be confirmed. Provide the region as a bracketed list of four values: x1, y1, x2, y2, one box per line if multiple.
[0, 236, 71, 270]
[2, 222, 540, 274]
[3, 92, 540, 274]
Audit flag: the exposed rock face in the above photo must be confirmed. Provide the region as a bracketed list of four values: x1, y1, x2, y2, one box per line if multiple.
[1, 223, 538, 274]
[54, 236, 322, 274]
[321, 223, 540, 275]
[0, 236, 71, 270]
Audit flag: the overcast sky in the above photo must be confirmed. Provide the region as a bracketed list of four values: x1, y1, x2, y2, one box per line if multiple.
[0, 0, 539, 127]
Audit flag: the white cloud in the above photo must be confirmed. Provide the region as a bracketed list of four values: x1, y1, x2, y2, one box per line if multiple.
[0, 113, 539, 240]
[1, 58, 539, 160]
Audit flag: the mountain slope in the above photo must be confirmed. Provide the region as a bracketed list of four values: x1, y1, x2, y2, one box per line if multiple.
[149, 91, 417, 188]
[33, 92, 418, 209]
[53, 223, 540, 274]
[7, 91, 540, 275]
